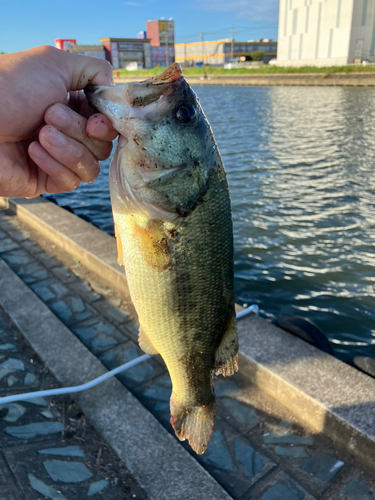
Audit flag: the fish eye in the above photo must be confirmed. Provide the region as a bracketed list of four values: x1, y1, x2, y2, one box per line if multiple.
[175, 104, 196, 124]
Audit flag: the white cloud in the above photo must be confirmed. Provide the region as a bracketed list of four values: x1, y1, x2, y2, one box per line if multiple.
[193, 0, 279, 23]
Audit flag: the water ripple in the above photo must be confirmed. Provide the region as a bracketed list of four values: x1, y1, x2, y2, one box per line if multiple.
[50, 85, 375, 363]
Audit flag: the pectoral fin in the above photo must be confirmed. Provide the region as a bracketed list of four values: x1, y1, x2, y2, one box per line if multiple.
[214, 312, 238, 376]
[114, 222, 124, 267]
[138, 326, 159, 355]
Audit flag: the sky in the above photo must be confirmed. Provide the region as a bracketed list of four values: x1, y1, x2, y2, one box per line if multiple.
[1, 0, 279, 54]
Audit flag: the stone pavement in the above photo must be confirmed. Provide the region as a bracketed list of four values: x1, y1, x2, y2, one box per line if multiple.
[0, 306, 148, 500]
[1, 207, 375, 500]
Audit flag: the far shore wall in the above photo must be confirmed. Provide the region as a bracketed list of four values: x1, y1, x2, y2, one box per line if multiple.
[114, 72, 375, 87]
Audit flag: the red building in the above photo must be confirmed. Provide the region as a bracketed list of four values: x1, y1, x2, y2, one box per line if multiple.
[146, 19, 175, 67]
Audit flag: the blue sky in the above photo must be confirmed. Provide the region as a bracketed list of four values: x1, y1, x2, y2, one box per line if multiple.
[1, 0, 279, 54]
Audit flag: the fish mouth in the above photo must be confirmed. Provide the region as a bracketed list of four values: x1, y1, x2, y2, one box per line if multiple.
[85, 63, 184, 117]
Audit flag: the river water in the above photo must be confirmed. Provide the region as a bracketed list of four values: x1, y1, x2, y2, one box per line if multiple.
[51, 85, 375, 362]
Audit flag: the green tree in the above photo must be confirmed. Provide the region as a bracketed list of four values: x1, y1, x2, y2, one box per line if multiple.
[251, 51, 264, 61]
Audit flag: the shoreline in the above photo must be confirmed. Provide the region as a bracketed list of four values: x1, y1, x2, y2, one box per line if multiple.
[114, 72, 375, 86]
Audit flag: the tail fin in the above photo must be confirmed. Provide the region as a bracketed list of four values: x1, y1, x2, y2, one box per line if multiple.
[170, 395, 216, 455]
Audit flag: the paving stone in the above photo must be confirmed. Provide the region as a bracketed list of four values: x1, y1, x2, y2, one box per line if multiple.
[30, 279, 69, 302]
[142, 384, 171, 402]
[201, 431, 234, 471]
[152, 401, 170, 423]
[38, 446, 85, 458]
[5, 227, 30, 242]
[36, 252, 61, 268]
[72, 318, 126, 355]
[5, 421, 62, 439]
[0, 239, 19, 253]
[234, 438, 265, 479]
[344, 474, 374, 499]
[195, 424, 274, 499]
[0, 343, 16, 350]
[28, 474, 68, 500]
[158, 375, 172, 387]
[7, 375, 17, 387]
[44, 459, 93, 483]
[264, 432, 314, 446]
[274, 446, 309, 458]
[1, 249, 31, 266]
[41, 410, 54, 419]
[220, 398, 258, 426]
[215, 381, 242, 398]
[94, 299, 132, 324]
[50, 298, 95, 325]
[300, 452, 344, 481]
[87, 479, 109, 496]
[90, 282, 113, 296]
[21, 239, 43, 253]
[17, 261, 50, 284]
[0, 403, 26, 422]
[27, 397, 48, 407]
[71, 281, 101, 302]
[0, 358, 25, 381]
[24, 372, 38, 386]
[99, 343, 160, 388]
[52, 266, 78, 283]
[258, 478, 306, 500]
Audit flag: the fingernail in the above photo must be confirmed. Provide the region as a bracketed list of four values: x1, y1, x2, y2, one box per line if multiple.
[51, 105, 71, 127]
[29, 142, 48, 159]
[44, 127, 67, 147]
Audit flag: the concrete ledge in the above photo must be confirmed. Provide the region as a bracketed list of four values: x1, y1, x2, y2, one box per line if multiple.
[238, 316, 375, 469]
[115, 72, 375, 87]
[0, 197, 129, 297]
[2, 196, 375, 470]
[0, 258, 231, 500]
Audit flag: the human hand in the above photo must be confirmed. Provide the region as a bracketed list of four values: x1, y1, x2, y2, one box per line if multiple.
[0, 45, 118, 198]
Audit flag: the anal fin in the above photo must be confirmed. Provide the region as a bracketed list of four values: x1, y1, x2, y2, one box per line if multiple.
[214, 312, 239, 376]
[138, 326, 159, 355]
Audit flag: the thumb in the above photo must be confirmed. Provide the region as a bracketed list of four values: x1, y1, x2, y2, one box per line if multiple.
[59, 49, 114, 91]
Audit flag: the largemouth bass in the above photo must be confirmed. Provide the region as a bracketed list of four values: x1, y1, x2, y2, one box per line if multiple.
[87, 64, 238, 454]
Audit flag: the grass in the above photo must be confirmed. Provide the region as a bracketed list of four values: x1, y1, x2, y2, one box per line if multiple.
[114, 64, 375, 77]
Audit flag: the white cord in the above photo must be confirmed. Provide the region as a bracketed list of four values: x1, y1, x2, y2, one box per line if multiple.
[0, 354, 150, 405]
[0, 306, 258, 405]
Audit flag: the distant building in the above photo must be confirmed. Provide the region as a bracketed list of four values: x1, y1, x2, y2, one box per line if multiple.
[277, 0, 375, 66]
[65, 44, 105, 60]
[55, 39, 77, 50]
[174, 39, 277, 66]
[146, 19, 175, 67]
[100, 38, 152, 69]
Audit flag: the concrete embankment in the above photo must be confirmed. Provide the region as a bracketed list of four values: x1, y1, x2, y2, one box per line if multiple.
[115, 72, 375, 86]
[2, 195, 375, 488]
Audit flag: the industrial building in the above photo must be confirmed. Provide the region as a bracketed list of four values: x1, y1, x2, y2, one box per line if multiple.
[175, 39, 277, 66]
[64, 44, 105, 60]
[277, 0, 375, 66]
[100, 38, 152, 69]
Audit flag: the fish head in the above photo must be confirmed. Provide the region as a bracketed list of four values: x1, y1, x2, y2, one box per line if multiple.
[86, 64, 221, 221]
